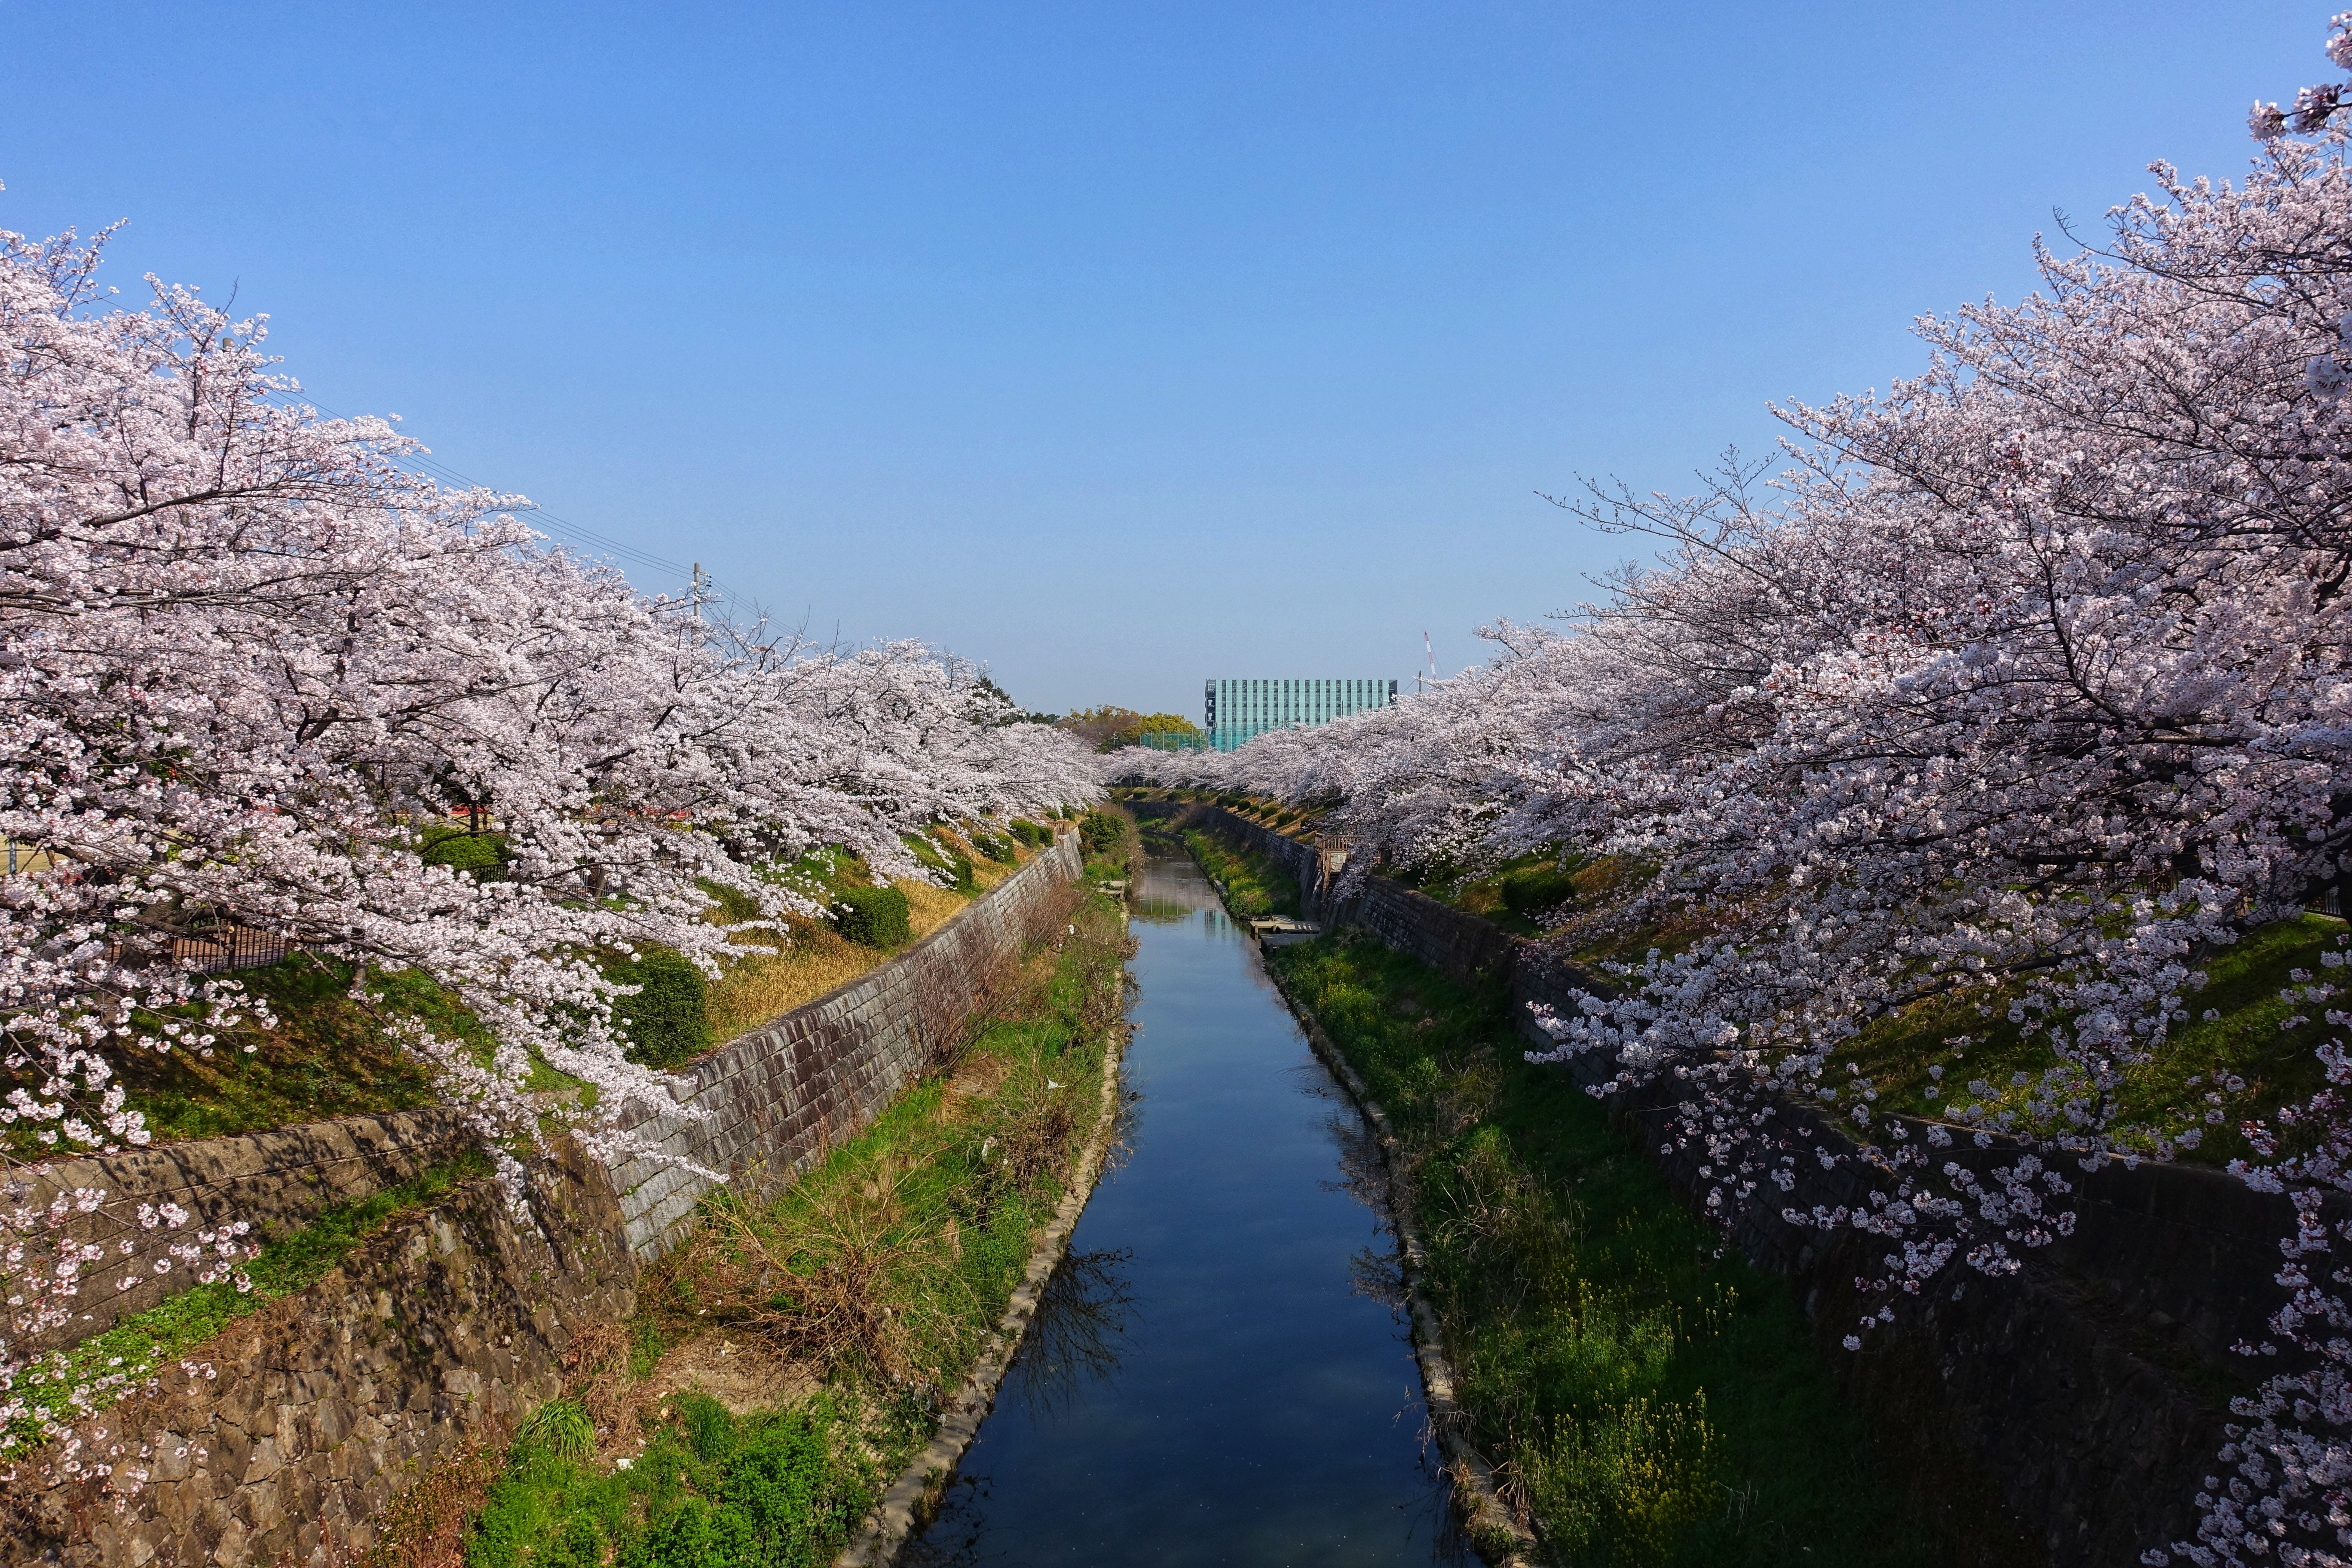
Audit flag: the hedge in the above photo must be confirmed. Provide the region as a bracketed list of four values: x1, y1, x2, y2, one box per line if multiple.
[833, 885, 912, 949]
[609, 946, 712, 1069]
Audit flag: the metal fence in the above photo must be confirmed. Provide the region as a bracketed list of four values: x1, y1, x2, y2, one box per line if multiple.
[166, 924, 294, 975]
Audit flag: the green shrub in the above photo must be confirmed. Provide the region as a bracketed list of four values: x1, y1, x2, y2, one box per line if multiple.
[1080, 810, 1124, 855]
[1501, 864, 1577, 919]
[1010, 819, 1051, 846]
[421, 830, 508, 879]
[610, 946, 712, 1068]
[975, 833, 1017, 864]
[833, 885, 911, 949]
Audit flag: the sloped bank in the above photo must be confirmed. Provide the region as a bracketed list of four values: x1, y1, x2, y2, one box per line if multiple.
[1144, 797, 2301, 1567]
[2, 835, 1087, 1568]
[13, 1106, 475, 1355]
[3, 1135, 634, 1568]
[606, 832, 1084, 1258]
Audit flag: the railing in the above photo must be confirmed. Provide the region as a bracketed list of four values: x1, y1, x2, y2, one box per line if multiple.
[166, 923, 293, 974]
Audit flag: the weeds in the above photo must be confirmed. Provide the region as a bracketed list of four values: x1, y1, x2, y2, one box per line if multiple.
[1527, 1394, 1719, 1568]
[463, 1390, 879, 1568]
[1269, 931, 2033, 1567]
[1179, 830, 1298, 919]
[455, 890, 1136, 1567]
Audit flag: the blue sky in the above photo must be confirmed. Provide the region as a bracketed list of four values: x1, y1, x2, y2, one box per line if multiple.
[0, 3, 2323, 717]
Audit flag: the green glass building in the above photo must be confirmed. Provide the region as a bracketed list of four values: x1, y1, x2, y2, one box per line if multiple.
[1205, 677, 1396, 752]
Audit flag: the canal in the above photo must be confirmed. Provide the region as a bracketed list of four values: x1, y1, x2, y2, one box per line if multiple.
[907, 850, 1465, 1567]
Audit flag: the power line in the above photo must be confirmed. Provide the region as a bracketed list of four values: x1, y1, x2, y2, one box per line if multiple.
[258, 388, 768, 623]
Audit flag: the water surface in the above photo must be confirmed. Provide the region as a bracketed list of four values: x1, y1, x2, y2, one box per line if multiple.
[908, 852, 1463, 1567]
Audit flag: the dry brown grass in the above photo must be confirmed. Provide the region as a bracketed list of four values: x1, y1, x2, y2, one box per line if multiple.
[560, 1323, 643, 1456]
[632, 1332, 818, 1421]
[900, 879, 965, 938]
[697, 830, 1054, 1045]
[703, 915, 877, 1042]
[663, 1151, 981, 1388]
[361, 1425, 511, 1568]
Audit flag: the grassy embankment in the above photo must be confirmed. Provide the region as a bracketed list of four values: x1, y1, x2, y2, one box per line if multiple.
[696, 821, 1063, 1047]
[386, 882, 1133, 1568]
[4, 818, 1078, 1158]
[1265, 931, 2037, 1568]
[1143, 778, 2352, 1171]
[0, 816, 1100, 1469]
[1835, 910, 2348, 1168]
[1176, 829, 1299, 919]
[1508, 851, 2352, 1170]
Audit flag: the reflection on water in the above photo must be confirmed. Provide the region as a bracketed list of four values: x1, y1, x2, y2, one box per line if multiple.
[908, 852, 1466, 1567]
[1004, 1247, 1139, 1424]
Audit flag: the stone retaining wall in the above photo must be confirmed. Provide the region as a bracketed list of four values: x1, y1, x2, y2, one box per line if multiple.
[605, 833, 1084, 1259]
[1158, 798, 2297, 1567]
[3, 1134, 634, 1568]
[18, 1108, 475, 1352]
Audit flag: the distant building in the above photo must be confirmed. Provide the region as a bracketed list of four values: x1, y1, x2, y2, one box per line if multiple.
[1204, 677, 1396, 752]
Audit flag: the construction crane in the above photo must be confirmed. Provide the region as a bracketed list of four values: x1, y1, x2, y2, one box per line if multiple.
[1419, 631, 1439, 694]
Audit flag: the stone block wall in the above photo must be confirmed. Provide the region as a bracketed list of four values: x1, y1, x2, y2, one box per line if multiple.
[605, 833, 1083, 1259]
[16, 1108, 474, 1352]
[1163, 799, 2297, 1565]
[3, 1134, 635, 1568]
[0, 833, 1083, 1565]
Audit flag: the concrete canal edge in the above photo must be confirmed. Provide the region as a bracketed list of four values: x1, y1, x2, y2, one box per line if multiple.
[834, 1009, 1132, 1563]
[1260, 963, 1544, 1568]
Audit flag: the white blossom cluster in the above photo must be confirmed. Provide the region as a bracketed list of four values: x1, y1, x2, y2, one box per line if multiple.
[1125, 18, 2352, 1563]
[0, 206, 1099, 1474]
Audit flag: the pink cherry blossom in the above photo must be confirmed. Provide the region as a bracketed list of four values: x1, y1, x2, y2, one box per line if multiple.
[0, 201, 1099, 1468]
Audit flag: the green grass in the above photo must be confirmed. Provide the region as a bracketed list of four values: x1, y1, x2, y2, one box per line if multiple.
[469, 1390, 882, 1568]
[4, 1151, 490, 1458]
[1179, 829, 1299, 919]
[1080, 805, 1140, 885]
[1267, 932, 2033, 1568]
[1839, 911, 2349, 1166]
[8, 954, 460, 1152]
[459, 890, 1134, 1568]
[1397, 848, 1585, 937]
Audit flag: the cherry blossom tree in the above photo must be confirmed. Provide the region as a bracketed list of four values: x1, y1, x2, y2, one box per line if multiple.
[0, 208, 1098, 1478]
[1121, 16, 2352, 1561]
